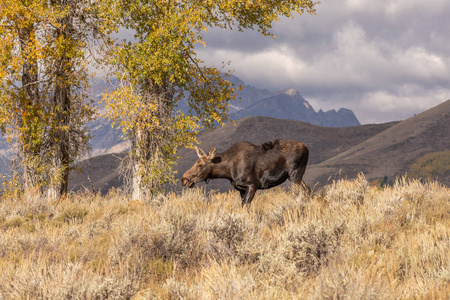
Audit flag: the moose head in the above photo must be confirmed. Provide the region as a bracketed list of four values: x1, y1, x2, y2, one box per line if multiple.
[181, 146, 219, 188]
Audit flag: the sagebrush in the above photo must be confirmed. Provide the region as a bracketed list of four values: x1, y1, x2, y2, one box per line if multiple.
[0, 176, 448, 299]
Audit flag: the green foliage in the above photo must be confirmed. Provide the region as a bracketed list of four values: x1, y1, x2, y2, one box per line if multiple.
[143, 257, 174, 282]
[0, 0, 99, 197]
[1, 0, 319, 199]
[0, 173, 22, 199]
[56, 205, 89, 224]
[99, 0, 318, 197]
[409, 151, 450, 181]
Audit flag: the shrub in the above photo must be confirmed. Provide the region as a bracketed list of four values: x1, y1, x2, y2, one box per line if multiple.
[0, 177, 447, 299]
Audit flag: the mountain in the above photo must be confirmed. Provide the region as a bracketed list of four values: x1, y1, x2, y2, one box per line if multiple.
[231, 88, 360, 127]
[0, 75, 359, 189]
[68, 117, 397, 193]
[0, 75, 358, 160]
[85, 75, 360, 158]
[224, 75, 276, 112]
[68, 99, 450, 194]
[177, 75, 360, 127]
[307, 99, 450, 185]
[88, 117, 130, 157]
[69, 153, 126, 195]
[316, 108, 360, 127]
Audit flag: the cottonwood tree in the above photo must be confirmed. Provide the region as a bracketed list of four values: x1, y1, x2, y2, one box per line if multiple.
[0, 0, 101, 199]
[101, 0, 318, 200]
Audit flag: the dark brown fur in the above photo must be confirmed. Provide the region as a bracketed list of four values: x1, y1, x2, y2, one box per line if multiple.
[261, 139, 280, 151]
[181, 140, 309, 206]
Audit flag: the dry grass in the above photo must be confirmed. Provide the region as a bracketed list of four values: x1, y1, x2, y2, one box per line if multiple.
[0, 176, 449, 299]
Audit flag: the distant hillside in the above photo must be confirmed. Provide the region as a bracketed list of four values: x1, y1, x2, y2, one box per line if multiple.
[176, 117, 394, 174]
[69, 117, 397, 193]
[307, 99, 450, 185]
[69, 99, 450, 194]
[1, 74, 359, 175]
[88, 117, 130, 157]
[69, 153, 125, 194]
[408, 151, 450, 183]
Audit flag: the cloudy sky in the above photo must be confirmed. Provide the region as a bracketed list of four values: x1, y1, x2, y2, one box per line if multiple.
[196, 0, 450, 124]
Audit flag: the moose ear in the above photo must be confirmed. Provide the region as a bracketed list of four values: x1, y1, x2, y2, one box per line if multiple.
[212, 156, 222, 164]
[195, 146, 206, 158]
[207, 147, 217, 159]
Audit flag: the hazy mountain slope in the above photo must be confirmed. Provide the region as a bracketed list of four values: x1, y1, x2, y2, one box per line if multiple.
[307, 100, 450, 185]
[315, 108, 360, 127]
[231, 89, 317, 121]
[69, 117, 396, 193]
[172, 117, 394, 191]
[231, 89, 360, 127]
[69, 97, 450, 193]
[69, 153, 126, 194]
[88, 117, 130, 157]
[178, 75, 360, 128]
[175, 117, 396, 174]
[225, 75, 276, 111]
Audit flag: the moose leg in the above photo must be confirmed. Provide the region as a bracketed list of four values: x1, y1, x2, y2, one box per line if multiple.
[290, 146, 310, 195]
[290, 169, 311, 196]
[241, 185, 257, 207]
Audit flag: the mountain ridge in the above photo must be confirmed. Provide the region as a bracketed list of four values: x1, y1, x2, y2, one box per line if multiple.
[68, 99, 449, 194]
[68, 117, 399, 193]
[175, 74, 360, 127]
[228, 80, 360, 127]
[307, 99, 450, 184]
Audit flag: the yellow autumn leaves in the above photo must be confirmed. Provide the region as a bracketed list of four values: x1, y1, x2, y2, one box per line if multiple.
[1, 0, 318, 198]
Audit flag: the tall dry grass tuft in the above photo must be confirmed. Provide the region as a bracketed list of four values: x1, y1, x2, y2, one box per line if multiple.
[0, 177, 448, 299]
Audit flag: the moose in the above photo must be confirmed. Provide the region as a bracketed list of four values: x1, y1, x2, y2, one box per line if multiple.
[181, 139, 309, 206]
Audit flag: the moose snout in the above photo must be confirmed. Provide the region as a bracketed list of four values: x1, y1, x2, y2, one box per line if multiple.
[181, 176, 196, 188]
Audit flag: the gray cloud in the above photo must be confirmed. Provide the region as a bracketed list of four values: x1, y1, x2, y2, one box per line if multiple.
[196, 0, 450, 124]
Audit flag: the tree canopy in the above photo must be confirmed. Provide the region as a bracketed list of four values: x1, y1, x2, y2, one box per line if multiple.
[1, 0, 318, 199]
[0, 0, 99, 198]
[100, 0, 318, 199]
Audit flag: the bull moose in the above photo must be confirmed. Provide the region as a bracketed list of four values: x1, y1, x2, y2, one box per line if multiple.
[181, 139, 309, 206]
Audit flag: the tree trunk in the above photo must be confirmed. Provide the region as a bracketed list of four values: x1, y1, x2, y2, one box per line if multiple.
[48, 83, 71, 199]
[19, 23, 41, 196]
[48, 0, 73, 199]
[131, 128, 144, 201]
[129, 85, 174, 200]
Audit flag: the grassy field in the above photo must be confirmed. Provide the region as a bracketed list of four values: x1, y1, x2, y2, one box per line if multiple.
[0, 175, 448, 299]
